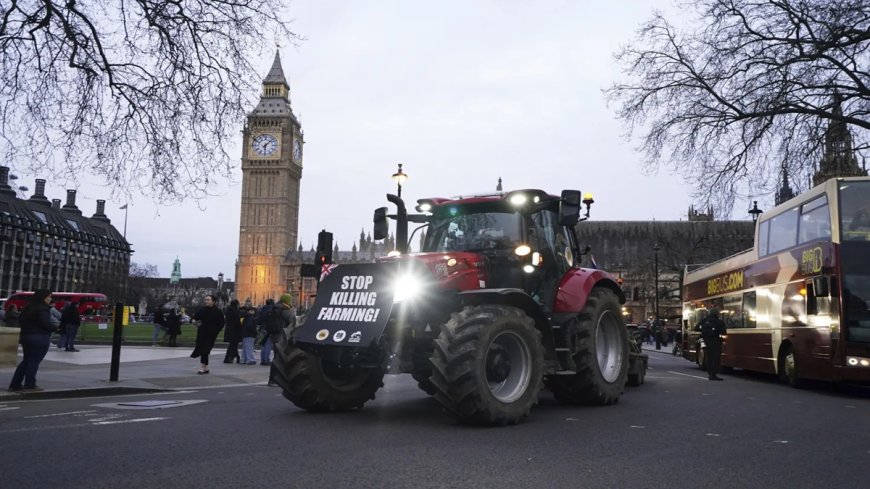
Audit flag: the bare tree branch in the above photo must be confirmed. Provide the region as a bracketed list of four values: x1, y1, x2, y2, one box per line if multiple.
[0, 0, 298, 202]
[606, 0, 870, 214]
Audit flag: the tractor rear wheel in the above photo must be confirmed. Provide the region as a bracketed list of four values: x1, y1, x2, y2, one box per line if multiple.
[545, 288, 629, 405]
[430, 305, 544, 426]
[272, 330, 384, 412]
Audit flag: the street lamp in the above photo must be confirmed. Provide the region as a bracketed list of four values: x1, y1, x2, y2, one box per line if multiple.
[653, 242, 661, 350]
[217, 272, 224, 305]
[120, 204, 129, 238]
[391, 163, 408, 198]
[748, 200, 763, 222]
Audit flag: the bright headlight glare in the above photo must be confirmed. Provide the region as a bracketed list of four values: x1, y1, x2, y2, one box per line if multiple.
[419, 203, 432, 212]
[514, 245, 531, 256]
[846, 356, 870, 367]
[523, 264, 535, 273]
[387, 250, 401, 257]
[509, 194, 528, 206]
[393, 274, 422, 303]
[532, 252, 542, 266]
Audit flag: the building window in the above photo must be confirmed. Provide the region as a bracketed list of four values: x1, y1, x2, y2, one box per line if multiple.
[65, 219, 80, 231]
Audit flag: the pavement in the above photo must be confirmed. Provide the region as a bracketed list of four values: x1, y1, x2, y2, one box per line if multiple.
[0, 343, 274, 402]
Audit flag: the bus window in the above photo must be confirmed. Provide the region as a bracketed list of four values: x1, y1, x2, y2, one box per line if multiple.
[742, 291, 756, 328]
[798, 196, 831, 244]
[758, 220, 770, 256]
[722, 294, 743, 329]
[840, 181, 870, 241]
[768, 207, 799, 253]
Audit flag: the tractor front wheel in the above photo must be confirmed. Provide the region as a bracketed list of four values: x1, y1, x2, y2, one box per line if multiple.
[272, 331, 384, 412]
[430, 305, 544, 426]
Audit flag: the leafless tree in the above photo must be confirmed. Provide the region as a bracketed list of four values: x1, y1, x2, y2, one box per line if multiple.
[0, 0, 296, 201]
[607, 0, 869, 213]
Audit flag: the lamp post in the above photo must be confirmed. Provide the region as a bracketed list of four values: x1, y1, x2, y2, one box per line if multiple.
[217, 272, 224, 306]
[749, 201, 763, 222]
[120, 204, 129, 238]
[391, 163, 408, 198]
[653, 242, 661, 350]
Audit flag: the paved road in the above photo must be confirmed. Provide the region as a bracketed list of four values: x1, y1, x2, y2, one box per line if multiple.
[1, 348, 869, 489]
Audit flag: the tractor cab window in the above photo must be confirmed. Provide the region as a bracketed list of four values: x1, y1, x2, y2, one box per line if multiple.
[425, 212, 522, 253]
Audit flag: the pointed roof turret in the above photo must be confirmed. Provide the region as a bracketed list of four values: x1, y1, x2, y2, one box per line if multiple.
[775, 165, 796, 205]
[264, 50, 289, 87]
[250, 49, 295, 118]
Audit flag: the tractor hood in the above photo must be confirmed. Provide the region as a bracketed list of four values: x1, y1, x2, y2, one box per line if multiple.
[377, 251, 489, 292]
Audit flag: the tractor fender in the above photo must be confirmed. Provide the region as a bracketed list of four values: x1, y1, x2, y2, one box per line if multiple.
[554, 268, 626, 314]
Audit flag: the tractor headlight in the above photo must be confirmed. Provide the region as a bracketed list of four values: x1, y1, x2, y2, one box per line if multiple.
[393, 274, 423, 303]
[847, 356, 870, 367]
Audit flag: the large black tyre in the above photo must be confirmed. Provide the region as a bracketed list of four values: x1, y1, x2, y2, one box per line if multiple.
[545, 288, 629, 405]
[430, 305, 544, 426]
[272, 330, 385, 412]
[412, 370, 437, 395]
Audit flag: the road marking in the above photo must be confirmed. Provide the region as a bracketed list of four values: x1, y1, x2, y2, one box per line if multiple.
[630, 425, 645, 429]
[0, 406, 20, 412]
[25, 410, 97, 419]
[773, 440, 789, 444]
[91, 417, 166, 425]
[668, 371, 708, 380]
[706, 433, 720, 437]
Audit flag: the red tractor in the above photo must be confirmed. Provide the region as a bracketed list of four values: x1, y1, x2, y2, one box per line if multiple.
[274, 188, 646, 426]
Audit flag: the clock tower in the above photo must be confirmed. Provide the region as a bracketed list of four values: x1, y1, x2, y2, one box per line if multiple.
[236, 51, 304, 305]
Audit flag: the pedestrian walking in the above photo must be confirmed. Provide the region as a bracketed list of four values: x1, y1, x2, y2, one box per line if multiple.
[4, 304, 20, 328]
[152, 308, 167, 347]
[695, 308, 727, 381]
[49, 301, 63, 349]
[241, 306, 257, 365]
[266, 294, 297, 386]
[257, 298, 277, 366]
[7, 289, 54, 392]
[222, 299, 242, 364]
[190, 294, 225, 374]
[165, 308, 182, 347]
[58, 300, 82, 352]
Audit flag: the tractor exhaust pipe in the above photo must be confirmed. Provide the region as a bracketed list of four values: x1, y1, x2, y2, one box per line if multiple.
[387, 193, 409, 254]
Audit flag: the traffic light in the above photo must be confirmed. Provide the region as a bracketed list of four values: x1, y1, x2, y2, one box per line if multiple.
[316, 230, 333, 265]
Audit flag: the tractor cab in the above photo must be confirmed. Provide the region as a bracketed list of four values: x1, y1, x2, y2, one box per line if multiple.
[377, 189, 594, 311]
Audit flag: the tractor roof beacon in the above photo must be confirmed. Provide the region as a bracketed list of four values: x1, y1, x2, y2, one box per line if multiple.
[274, 188, 647, 426]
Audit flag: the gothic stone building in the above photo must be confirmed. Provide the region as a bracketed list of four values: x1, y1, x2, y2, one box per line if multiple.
[576, 215, 755, 324]
[0, 167, 131, 301]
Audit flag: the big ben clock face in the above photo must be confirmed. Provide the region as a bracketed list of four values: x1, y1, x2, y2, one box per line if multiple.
[252, 133, 279, 157]
[293, 139, 303, 162]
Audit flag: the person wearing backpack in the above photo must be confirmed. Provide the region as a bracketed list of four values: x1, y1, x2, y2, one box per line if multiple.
[694, 308, 727, 381]
[263, 294, 297, 386]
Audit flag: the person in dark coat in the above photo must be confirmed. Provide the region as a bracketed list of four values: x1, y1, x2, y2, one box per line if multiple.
[695, 308, 727, 381]
[222, 299, 242, 364]
[4, 304, 20, 328]
[240, 306, 258, 365]
[190, 294, 224, 374]
[8, 289, 54, 392]
[165, 309, 182, 347]
[58, 300, 82, 352]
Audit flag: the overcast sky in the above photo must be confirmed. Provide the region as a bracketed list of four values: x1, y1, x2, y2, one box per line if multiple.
[31, 0, 759, 281]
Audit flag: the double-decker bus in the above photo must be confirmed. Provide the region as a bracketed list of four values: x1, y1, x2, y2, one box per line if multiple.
[4, 291, 109, 316]
[681, 177, 870, 386]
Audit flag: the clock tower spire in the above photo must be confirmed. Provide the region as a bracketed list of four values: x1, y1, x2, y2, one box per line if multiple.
[235, 50, 305, 306]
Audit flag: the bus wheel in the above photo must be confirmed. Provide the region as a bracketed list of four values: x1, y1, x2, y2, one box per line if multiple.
[778, 346, 802, 388]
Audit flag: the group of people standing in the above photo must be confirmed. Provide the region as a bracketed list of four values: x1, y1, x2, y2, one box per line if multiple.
[6, 290, 297, 392]
[189, 294, 296, 384]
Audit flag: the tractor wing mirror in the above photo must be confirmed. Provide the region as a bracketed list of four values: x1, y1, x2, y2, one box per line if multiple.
[373, 207, 389, 241]
[559, 190, 582, 226]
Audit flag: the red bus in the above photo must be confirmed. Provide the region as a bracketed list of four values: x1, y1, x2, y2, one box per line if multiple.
[4, 291, 109, 316]
[681, 177, 870, 386]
